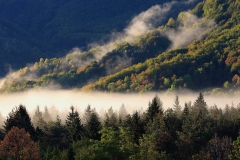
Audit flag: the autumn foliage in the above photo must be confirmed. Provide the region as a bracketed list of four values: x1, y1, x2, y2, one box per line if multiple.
[0, 127, 40, 160]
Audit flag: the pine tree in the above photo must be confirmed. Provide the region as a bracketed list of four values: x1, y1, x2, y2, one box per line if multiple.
[145, 95, 163, 124]
[3, 105, 35, 137]
[83, 105, 92, 124]
[181, 103, 189, 120]
[103, 107, 118, 129]
[65, 106, 84, 142]
[118, 104, 128, 125]
[173, 95, 182, 117]
[124, 111, 145, 145]
[43, 106, 52, 122]
[32, 106, 44, 127]
[85, 111, 102, 140]
[193, 93, 208, 115]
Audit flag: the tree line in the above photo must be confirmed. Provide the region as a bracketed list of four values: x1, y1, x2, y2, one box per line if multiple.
[1, 93, 240, 159]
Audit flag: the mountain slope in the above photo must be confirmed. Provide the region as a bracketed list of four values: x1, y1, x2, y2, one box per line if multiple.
[84, 0, 240, 93]
[0, 0, 198, 76]
[1, 0, 239, 94]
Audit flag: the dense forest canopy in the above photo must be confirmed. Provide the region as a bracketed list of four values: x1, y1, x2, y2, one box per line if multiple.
[0, 93, 240, 159]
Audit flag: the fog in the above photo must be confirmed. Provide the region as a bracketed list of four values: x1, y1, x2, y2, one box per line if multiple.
[163, 12, 216, 50]
[0, 90, 239, 121]
[0, 0, 233, 124]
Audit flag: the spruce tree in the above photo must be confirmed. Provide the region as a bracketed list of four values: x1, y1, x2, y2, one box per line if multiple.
[193, 92, 208, 115]
[65, 106, 84, 142]
[103, 107, 118, 129]
[43, 106, 52, 122]
[85, 111, 102, 140]
[145, 95, 163, 124]
[173, 95, 182, 117]
[3, 104, 35, 137]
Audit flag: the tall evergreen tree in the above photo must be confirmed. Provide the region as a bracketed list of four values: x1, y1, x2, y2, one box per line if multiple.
[103, 107, 118, 129]
[65, 106, 84, 142]
[85, 110, 102, 140]
[173, 95, 182, 117]
[118, 104, 128, 125]
[43, 106, 52, 122]
[83, 105, 92, 124]
[124, 111, 145, 144]
[32, 105, 43, 127]
[145, 95, 163, 124]
[3, 104, 35, 137]
[193, 92, 208, 115]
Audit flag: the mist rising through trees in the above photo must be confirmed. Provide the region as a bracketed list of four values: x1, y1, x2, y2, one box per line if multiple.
[0, 93, 240, 159]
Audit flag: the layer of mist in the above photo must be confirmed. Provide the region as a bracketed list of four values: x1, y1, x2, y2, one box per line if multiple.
[0, 90, 239, 121]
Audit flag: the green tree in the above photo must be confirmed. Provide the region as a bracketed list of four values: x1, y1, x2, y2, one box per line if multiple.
[103, 107, 118, 129]
[173, 95, 182, 117]
[43, 106, 52, 122]
[118, 104, 128, 125]
[32, 105, 43, 127]
[229, 136, 240, 160]
[45, 115, 70, 149]
[65, 106, 84, 142]
[124, 111, 145, 145]
[193, 92, 208, 116]
[145, 95, 163, 124]
[3, 104, 35, 137]
[85, 110, 102, 140]
[137, 133, 168, 160]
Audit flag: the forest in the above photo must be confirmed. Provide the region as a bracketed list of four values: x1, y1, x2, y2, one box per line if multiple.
[0, 93, 240, 159]
[0, 0, 239, 95]
[0, 0, 240, 159]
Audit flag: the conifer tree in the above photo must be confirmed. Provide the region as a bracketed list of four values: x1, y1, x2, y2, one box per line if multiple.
[145, 95, 163, 124]
[118, 104, 128, 125]
[193, 92, 208, 115]
[32, 105, 43, 126]
[65, 106, 84, 142]
[173, 95, 182, 117]
[103, 107, 118, 129]
[3, 105, 35, 137]
[85, 110, 102, 140]
[83, 105, 92, 124]
[43, 106, 52, 122]
[124, 111, 144, 144]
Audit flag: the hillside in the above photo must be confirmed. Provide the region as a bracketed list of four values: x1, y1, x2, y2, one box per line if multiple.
[0, 0, 239, 94]
[0, 0, 198, 76]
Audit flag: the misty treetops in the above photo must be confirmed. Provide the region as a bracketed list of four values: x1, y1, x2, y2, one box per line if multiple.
[0, 93, 240, 159]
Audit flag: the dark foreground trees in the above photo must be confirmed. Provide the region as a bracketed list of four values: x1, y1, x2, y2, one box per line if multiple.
[1, 93, 240, 159]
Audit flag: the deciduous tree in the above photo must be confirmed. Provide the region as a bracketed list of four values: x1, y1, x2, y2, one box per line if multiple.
[0, 127, 40, 160]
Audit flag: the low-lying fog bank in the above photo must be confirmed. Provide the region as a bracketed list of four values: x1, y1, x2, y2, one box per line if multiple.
[0, 89, 239, 119]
